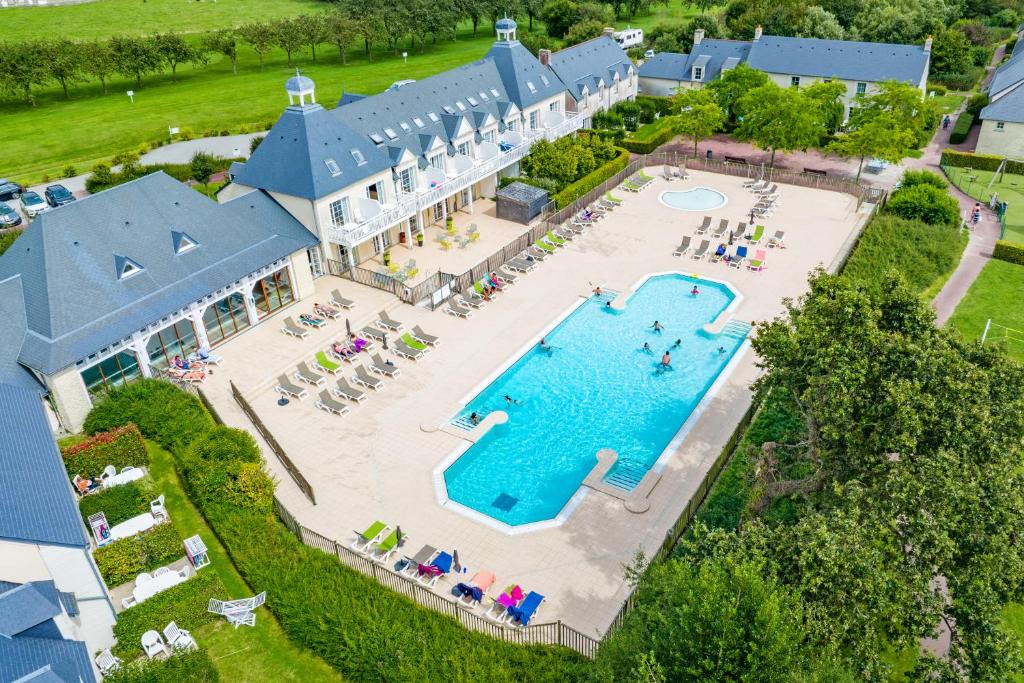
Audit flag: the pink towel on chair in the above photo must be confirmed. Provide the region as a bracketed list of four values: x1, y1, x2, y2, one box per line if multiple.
[497, 593, 516, 609]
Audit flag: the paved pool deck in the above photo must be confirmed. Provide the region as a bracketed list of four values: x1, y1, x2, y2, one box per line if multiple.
[200, 169, 868, 636]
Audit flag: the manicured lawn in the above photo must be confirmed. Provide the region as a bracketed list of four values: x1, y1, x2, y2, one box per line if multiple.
[630, 116, 675, 142]
[5, 0, 321, 40]
[944, 166, 1024, 244]
[1002, 603, 1024, 682]
[144, 442, 340, 683]
[947, 259, 1024, 362]
[931, 93, 966, 115]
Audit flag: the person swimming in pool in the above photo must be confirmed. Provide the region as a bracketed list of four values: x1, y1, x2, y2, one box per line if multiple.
[673, 339, 682, 349]
[718, 346, 727, 355]
[504, 395, 520, 406]
[593, 285, 603, 296]
[691, 285, 700, 296]
[659, 352, 672, 372]
[539, 338, 550, 350]
[642, 342, 652, 354]
[651, 321, 664, 333]
[470, 412, 480, 425]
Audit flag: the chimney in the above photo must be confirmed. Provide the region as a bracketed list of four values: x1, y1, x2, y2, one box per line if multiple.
[753, 25, 763, 41]
[603, 27, 615, 38]
[924, 35, 933, 52]
[538, 48, 551, 66]
[694, 28, 705, 46]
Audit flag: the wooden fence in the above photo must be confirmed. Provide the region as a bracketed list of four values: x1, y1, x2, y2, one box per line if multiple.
[230, 381, 316, 505]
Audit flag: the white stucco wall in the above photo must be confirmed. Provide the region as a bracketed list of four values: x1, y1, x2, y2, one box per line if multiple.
[639, 77, 685, 97]
[44, 365, 93, 434]
[976, 119, 1024, 157]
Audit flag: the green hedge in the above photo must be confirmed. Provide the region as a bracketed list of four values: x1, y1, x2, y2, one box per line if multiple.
[884, 184, 961, 226]
[86, 382, 586, 681]
[84, 381, 214, 454]
[552, 149, 630, 209]
[941, 150, 1024, 174]
[620, 124, 676, 154]
[61, 424, 148, 480]
[993, 240, 1024, 264]
[112, 570, 225, 659]
[79, 481, 153, 527]
[949, 111, 975, 144]
[0, 229, 22, 256]
[94, 521, 184, 586]
[930, 67, 986, 91]
[105, 650, 219, 683]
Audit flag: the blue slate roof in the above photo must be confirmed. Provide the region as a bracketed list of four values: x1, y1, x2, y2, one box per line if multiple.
[988, 51, 1024, 98]
[980, 82, 1024, 123]
[0, 584, 62, 639]
[0, 384, 88, 548]
[0, 172, 318, 374]
[746, 35, 929, 83]
[231, 104, 393, 200]
[548, 35, 634, 101]
[638, 52, 690, 80]
[0, 275, 44, 393]
[0, 637, 96, 683]
[485, 40, 567, 109]
[682, 39, 751, 82]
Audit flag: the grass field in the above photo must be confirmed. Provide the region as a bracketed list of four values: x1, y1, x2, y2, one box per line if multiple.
[145, 441, 340, 682]
[0, 1, 699, 183]
[931, 93, 966, 115]
[947, 258, 1024, 362]
[4, 0, 322, 40]
[944, 166, 1024, 244]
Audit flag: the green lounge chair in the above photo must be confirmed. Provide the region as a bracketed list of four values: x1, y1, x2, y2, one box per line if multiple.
[534, 240, 556, 254]
[351, 521, 389, 553]
[371, 528, 405, 563]
[605, 191, 623, 205]
[746, 225, 765, 244]
[546, 230, 566, 246]
[401, 333, 428, 352]
[314, 351, 343, 375]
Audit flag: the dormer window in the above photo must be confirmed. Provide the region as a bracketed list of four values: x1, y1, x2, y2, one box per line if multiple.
[693, 66, 703, 81]
[115, 254, 144, 281]
[350, 149, 366, 166]
[171, 230, 198, 255]
[325, 158, 342, 176]
[413, 117, 425, 128]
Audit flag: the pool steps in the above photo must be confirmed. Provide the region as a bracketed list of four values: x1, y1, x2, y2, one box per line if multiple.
[582, 449, 661, 514]
[442, 410, 508, 443]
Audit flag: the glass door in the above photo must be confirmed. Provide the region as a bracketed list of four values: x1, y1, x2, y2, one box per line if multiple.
[307, 246, 324, 279]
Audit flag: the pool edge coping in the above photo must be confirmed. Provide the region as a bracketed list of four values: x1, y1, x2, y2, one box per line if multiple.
[658, 186, 729, 212]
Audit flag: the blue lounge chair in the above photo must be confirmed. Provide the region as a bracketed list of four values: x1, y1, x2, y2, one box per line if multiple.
[728, 245, 748, 268]
[506, 591, 545, 627]
[417, 550, 453, 587]
[710, 244, 727, 263]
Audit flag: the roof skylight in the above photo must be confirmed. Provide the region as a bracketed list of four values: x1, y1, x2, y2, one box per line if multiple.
[399, 121, 412, 133]
[350, 149, 366, 165]
[383, 127, 398, 140]
[325, 158, 342, 176]
[490, 88, 501, 97]
[413, 117, 425, 128]
[369, 133, 385, 144]
[540, 75, 550, 86]
[479, 91, 489, 101]
[526, 81, 537, 93]
[467, 96, 478, 106]
[428, 112, 440, 122]
[442, 105, 456, 114]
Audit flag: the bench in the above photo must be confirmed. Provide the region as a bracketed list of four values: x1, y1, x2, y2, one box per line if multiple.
[803, 167, 827, 177]
[724, 156, 747, 165]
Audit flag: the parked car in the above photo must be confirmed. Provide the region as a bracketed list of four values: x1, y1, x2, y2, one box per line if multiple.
[0, 202, 22, 228]
[0, 180, 23, 201]
[20, 191, 48, 217]
[44, 184, 76, 207]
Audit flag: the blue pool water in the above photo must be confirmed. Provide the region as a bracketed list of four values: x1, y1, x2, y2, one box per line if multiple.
[660, 187, 727, 211]
[443, 274, 749, 526]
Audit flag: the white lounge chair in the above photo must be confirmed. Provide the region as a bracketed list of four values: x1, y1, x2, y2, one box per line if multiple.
[294, 361, 326, 387]
[95, 649, 122, 675]
[495, 267, 519, 284]
[378, 309, 404, 332]
[504, 258, 536, 273]
[411, 325, 440, 346]
[768, 230, 786, 248]
[316, 390, 351, 417]
[281, 316, 309, 339]
[330, 289, 356, 309]
[690, 239, 711, 260]
[446, 300, 474, 318]
[352, 364, 385, 391]
[333, 377, 368, 403]
[393, 339, 424, 361]
[150, 495, 167, 521]
[163, 621, 198, 651]
[369, 353, 401, 377]
[141, 630, 168, 660]
[362, 326, 387, 342]
[673, 235, 692, 256]
[275, 375, 308, 400]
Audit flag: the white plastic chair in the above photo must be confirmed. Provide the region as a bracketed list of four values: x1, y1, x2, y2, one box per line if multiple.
[141, 630, 167, 659]
[151, 494, 167, 521]
[163, 621, 198, 651]
[120, 596, 136, 610]
[178, 564, 192, 579]
[135, 572, 153, 584]
[101, 464, 117, 479]
[95, 649, 122, 674]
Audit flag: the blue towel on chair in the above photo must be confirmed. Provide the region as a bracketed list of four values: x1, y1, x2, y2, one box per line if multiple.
[455, 582, 472, 597]
[470, 586, 483, 602]
[512, 592, 544, 625]
[431, 552, 453, 574]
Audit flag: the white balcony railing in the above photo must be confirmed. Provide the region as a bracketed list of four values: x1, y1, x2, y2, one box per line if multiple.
[327, 112, 583, 248]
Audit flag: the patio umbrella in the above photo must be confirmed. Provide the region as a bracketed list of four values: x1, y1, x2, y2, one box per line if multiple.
[395, 526, 404, 548]
[382, 333, 388, 350]
[452, 548, 462, 574]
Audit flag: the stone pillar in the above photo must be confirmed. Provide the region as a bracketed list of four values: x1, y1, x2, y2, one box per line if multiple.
[189, 306, 211, 350]
[242, 281, 261, 325]
[288, 250, 316, 301]
[130, 334, 153, 379]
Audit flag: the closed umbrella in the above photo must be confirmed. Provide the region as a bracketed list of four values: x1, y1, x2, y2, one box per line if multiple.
[382, 333, 388, 350]
[345, 317, 352, 336]
[395, 526, 404, 548]
[452, 548, 462, 574]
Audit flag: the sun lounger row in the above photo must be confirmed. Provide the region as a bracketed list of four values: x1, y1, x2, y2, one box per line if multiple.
[661, 164, 689, 181]
[445, 267, 520, 318]
[623, 170, 654, 192]
[350, 521, 548, 626]
[280, 290, 356, 339]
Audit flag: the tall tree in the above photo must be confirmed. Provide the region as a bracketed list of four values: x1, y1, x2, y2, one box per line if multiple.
[43, 38, 85, 99]
[238, 22, 276, 71]
[802, 79, 846, 135]
[81, 39, 115, 94]
[109, 35, 162, 89]
[707, 62, 769, 125]
[300, 13, 329, 62]
[0, 41, 50, 106]
[275, 17, 306, 67]
[154, 32, 202, 83]
[324, 9, 359, 65]
[541, 0, 581, 38]
[796, 6, 845, 39]
[189, 152, 217, 190]
[734, 82, 824, 166]
[202, 30, 239, 75]
[829, 111, 915, 180]
[853, 80, 938, 147]
[670, 87, 726, 155]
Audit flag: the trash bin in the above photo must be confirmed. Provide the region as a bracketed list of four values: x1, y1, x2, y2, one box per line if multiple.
[706, 149, 713, 160]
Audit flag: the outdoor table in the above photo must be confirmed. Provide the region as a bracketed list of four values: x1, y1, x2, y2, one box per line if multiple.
[109, 513, 157, 542]
[103, 467, 145, 489]
[133, 570, 186, 604]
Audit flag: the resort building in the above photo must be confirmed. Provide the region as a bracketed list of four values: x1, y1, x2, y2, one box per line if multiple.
[638, 27, 932, 118]
[222, 19, 636, 272]
[0, 383, 116, 682]
[0, 172, 319, 431]
[977, 26, 1024, 157]
[542, 29, 638, 128]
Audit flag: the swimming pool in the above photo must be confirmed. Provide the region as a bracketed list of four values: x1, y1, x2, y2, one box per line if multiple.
[660, 187, 727, 211]
[441, 274, 749, 528]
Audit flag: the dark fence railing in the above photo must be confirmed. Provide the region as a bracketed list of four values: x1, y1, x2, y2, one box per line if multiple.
[231, 381, 316, 505]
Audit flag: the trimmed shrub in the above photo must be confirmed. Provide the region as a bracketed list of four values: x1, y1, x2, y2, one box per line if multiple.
[940, 150, 1024, 173]
[112, 570, 224, 659]
[965, 92, 989, 118]
[61, 424, 147, 479]
[842, 215, 966, 294]
[620, 124, 676, 154]
[552, 149, 630, 208]
[949, 111, 974, 144]
[185, 426, 261, 464]
[105, 650, 219, 683]
[885, 184, 961, 226]
[930, 67, 985, 91]
[993, 240, 1024, 265]
[927, 84, 948, 96]
[84, 380, 214, 453]
[94, 521, 184, 586]
[0, 229, 23, 257]
[900, 169, 948, 189]
[78, 481, 153, 527]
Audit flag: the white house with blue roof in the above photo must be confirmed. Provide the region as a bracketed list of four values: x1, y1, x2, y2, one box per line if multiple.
[222, 19, 585, 270]
[542, 29, 638, 128]
[639, 27, 931, 119]
[977, 24, 1024, 157]
[0, 383, 116, 681]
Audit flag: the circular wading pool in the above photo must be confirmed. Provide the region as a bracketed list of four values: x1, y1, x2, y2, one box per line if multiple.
[659, 187, 727, 211]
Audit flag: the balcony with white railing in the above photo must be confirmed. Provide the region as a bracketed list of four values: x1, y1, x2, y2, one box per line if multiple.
[325, 112, 583, 249]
